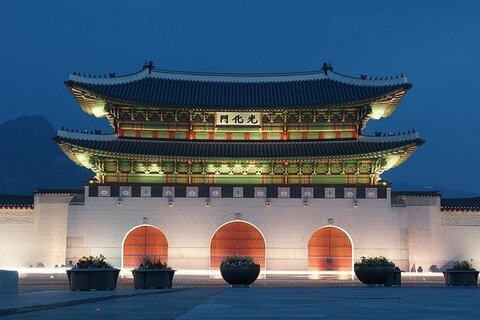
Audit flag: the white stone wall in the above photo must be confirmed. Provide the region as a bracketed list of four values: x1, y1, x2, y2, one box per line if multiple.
[34, 194, 72, 267]
[4, 189, 479, 272]
[405, 196, 480, 272]
[67, 189, 410, 271]
[0, 194, 71, 268]
[431, 210, 480, 270]
[0, 208, 36, 268]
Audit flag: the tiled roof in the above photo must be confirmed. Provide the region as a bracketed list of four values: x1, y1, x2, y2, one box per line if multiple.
[35, 189, 84, 195]
[0, 194, 34, 208]
[66, 68, 411, 111]
[391, 191, 440, 197]
[53, 134, 424, 160]
[441, 197, 480, 212]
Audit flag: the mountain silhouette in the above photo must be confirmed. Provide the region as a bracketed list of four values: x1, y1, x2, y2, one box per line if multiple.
[0, 115, 92, 194]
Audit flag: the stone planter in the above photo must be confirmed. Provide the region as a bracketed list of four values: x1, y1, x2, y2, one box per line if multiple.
[66, 268, 120, 291]
[384, 268, 402, 287]
[220, 265, 260, 287]
[354, 265, 395, 286]
[132, 269, 176, 289]
[443, 270, 479, 286]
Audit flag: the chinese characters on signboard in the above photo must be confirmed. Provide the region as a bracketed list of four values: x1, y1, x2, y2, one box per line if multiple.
[215, 112, 262, 126]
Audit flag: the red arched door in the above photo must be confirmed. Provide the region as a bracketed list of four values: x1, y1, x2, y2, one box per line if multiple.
[308, 227, 352, 271]
[123, 226, 168, 269]
[210, 222, 266, 269]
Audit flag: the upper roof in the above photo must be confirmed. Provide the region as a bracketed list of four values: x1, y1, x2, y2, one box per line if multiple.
[54, 130, 423, 162]
[66, 63, 411, 116]
[0, 194, 34, 208]
[441, 197, 480, 212]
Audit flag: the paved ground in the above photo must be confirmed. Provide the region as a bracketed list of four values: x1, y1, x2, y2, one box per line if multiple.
[0, 274, 476, 319]
[1, 286, 479, 319]
[178, 287, 480, 319]
[17, 273, 447, 292]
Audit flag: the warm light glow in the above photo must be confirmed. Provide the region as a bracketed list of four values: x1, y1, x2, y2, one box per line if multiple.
[76, 153, 92, 168]
[369, 102, 387, 119]
[11, 268, 446, 283]
[384, 155, 402, 170]
[90, 103, 108, 118]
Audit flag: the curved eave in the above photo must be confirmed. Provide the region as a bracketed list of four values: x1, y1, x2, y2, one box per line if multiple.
[65, 79, 411, 117]
[56, 142, 89, 167]
[369, 86, 411, 119]
[53, 136, 424, 164]
[67, 84, 108, 117]
[381, 142, 422, 171]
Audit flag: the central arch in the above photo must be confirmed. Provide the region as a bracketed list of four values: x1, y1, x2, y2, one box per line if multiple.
[210, 221, 266, 269]
[308, 226, 352, 272]
[122, 225, 168, 269]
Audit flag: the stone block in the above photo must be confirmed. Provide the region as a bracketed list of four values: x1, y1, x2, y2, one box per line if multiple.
[0, 270, 18, 294]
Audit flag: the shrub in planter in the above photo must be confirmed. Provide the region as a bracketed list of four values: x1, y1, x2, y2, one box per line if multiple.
[220, 256, 260, 287]
[66, 255, 120, 291]
[443, 260, 479, 287]
[132, 257, 176, 289]
[354, 256, 395, 286]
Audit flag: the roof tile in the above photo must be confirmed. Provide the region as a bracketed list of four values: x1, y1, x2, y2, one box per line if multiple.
[441, 197, 480, 211]
[0, 194, 34, 208]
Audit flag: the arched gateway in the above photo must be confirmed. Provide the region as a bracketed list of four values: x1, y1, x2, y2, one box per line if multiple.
[210, 221, 266, 269]
[308, 226, 352, 271]
[123, 225, 168, 269]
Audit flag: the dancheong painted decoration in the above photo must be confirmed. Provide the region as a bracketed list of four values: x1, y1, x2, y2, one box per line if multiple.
[55, 62, 423, 186]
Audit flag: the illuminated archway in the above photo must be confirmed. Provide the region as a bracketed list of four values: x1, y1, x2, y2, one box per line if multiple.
[308, 226, 352, 271]
[122, 225, 168, 269]
[210, 221, 266, 269]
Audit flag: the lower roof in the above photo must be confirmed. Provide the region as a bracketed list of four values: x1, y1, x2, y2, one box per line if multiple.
[53, 132, 424, 161]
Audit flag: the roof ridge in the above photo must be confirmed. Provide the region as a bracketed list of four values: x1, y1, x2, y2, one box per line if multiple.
[56, 132, 422, 145]
[67, 65, 409, 87]
[56, 130, 422, 145]
[442, 196, 480, 200]
[0, 193, 34, 197]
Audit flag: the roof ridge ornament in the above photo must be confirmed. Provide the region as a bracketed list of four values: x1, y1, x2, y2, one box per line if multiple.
[321, 62, 333, 76]
[143, 61, 155, 74]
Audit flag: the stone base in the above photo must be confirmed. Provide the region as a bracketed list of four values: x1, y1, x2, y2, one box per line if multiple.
[0, 270, 18, 294]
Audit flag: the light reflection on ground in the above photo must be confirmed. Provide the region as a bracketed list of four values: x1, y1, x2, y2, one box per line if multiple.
[13, 267, 445, 282]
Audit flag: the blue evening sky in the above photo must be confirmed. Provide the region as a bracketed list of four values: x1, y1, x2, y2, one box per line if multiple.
[1, 1, 479, 195]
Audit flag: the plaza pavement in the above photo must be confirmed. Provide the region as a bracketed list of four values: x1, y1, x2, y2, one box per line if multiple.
[1, 275, 479, 319]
